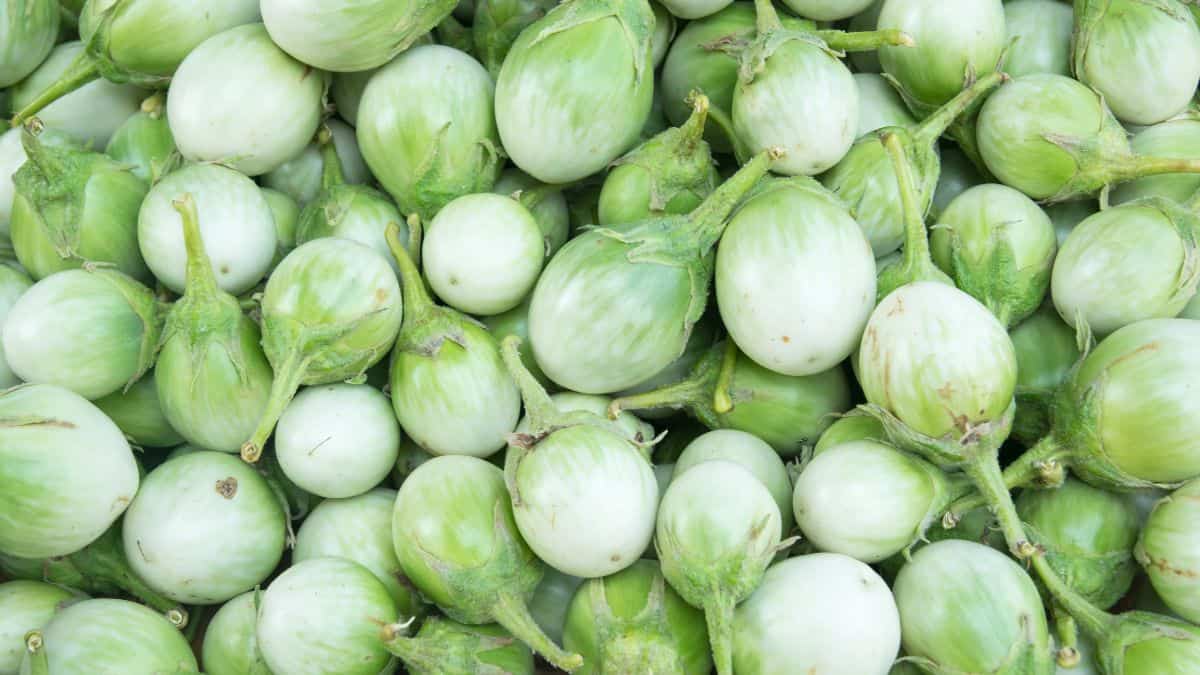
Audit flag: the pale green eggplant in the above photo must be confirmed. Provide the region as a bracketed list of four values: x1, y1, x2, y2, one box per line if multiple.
[2, 268, 161, 400]
[1001, 319, 1200, 492]
[263, 118, 372, 207]
[93, 369, 183, 448]
[780, 0, 874, 20]
[241, 237, 402, 463]
[1051, 199, 1199, 336]
[103, 94, 177, 184]
[473, 0, 557, 76]
[18, 599, 197, 674]
[0, 581, 76, 675]
[717, 175, 876, 374]
[598, 93, 718, 226]
[563, 560, 711, 675]
[794, 439, 969, 563]
[675, 429, 793, 534]
[9, 42, 142, 148]
[262, 187, 300, 267]
[293, 489, 425, 618]
[482, 294, 554, 390]
[0, 0, 59, 88]
[528, 149, 774, 394]
[275, 384, 400, 499]
[1004, 0, 1073, 78]
[811, 415, 886, 456]
[1045, 199, 1098, 247]
[502, 336, 659, 578]
[358, 44, 501, 222]
[422, 193, 544, 316]
[256, 558, 398, 675]
[822, 71, 1006, 258]
[494, 0, 654, 184]
[977, 73, 1200, 201]
[493, 169, 570, 256]
[610, 340, 851, 457]
[11, 0, 259, 128]
[392, 455, 583, 671]
[1112, 118, 1200, 205]
[1136, 479, 1200, 624]
[931, 182, 1057, 327]
[10, 125, 150, 282]
[656, 460, 784, 675]
[139, 163, 276, 295]
[0, 265, 32, 389]
[154, 193, 273, 453]
[894, 541, 1054, 674]
[166, 24, 323, 176]
[383, 618, 534, 675]
[1073, 0, 1200, 126]
[1008, 304, 1081, 446]
[293, 127, 406, 278]
[731, 554, 901, 674]
[853, 72, 915, 136]
[261, 0, 452, 71]
[929, 143, 984, 221]
[201, 592, 271, 675]
[121, 451, 286, 604]
[387, 224, 520, 458]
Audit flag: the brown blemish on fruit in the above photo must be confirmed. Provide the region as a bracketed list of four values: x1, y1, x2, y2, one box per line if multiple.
[215, 477, 238, 499]
[781, 335, 791, 343]
[375, 287, 388, 303]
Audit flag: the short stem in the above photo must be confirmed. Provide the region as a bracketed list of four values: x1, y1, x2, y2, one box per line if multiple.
[817, 28, 914, 52]
[961, 450, 1035, 560]
[704, 105, 750, 164]
[10, 52, 100, 128]
[24, 632, 48, 675]
[679, 92, 711, 149]
[173, 194, 221, 300]
[381, 627, 442, 672]
[1053, 603, 1081, 668]
[946, 434, 1067, 521]
[689, 148, 780, 251]
[385, 221, 433, 318]
[608, 346, 721, 421]
[139, 93, 165, 118]
[882, 132, 933, 270]
[1120, 155, 1200, 183]
[712, 340, 738, 414]
[71, 531, 189, 622]
[241, 344, 309, 463]
[316, 126, 345, 190]
[500, 336, 559, 437]
[704, 590, 736, 675]
[913, 72, 1007, 147]
[491, 591, 582, 672]
[406, 213, 423, 269]
[1030, 554, 1116, 643]
[753, 0, 782, 34]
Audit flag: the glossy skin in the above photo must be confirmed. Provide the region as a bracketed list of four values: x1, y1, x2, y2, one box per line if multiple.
[201, 592, 272, 675]
[167, 24, 324, 176]
[0, 581, 75, 675]
[495, 3, 654, 184]
[262, 0, 449, 71]
[858, 282, 1017, 439]
[493, 169, 570, 256]
[264, 119, 371, 206]
[9, 42, 142, 147]
[716, 180, 876, 375]
[893, 541, 1051, 674]
[675, 430, 793, 534]
[1076, 0, 1200, 125]
[1052, 204, 1195, 337]
[0, 130, 25, 236]
[853, 73, 916, 136]
[357, 45, 501, 220]
[19, 599, 197, 674]
[105, 108, 178, 184]
[733, 41, 858, 176]
[1112, 119, 1200, 205]
[0, 385, 138, 559]
[276, 384, 400, 498]
[563, 560, 711, 675]
[122, 451, 286, 604]
[257, 558, 398, 675]
[794, 440, 938, 563]
[732, 554, 900, 675]
[1003, 0, 1073, 77]
[294, 489, 424, 617]
[1138, 479, 1200, 623]
[878, 0, 1005, 109]
[0, 266, 32, 389]
[423, 194, 544, 316]
[0, 0, 58, 88]
[93, 370, 184, 448]
[138, 163, 276, 295]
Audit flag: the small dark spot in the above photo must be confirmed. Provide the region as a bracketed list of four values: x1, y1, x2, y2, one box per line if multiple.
[215, 477, 238, 499]
[219, 265, 230, 275]
[374, 287, 388, 303]
[781, 335, 791, 343]
[610, 553, 621, 562]
[449, 276, 460, 286]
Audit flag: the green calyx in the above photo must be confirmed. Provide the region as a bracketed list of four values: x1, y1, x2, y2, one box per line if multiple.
[587, 148, 778, 337]
[875, 130, 952, 300]
[408, 499, 582, 672]
[473, 0, 556, 76]
[600, 92, 718, 224]
[12, 122, 147, 271]
[159, 193, 255, 389]
[608, 339, 733, 429]
[86, 265, 164, 394]
[382, 617, 532, 675]
[526, 0, 654, 90]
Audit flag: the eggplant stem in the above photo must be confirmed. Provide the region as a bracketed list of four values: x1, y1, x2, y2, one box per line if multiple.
[499, 335, 559, 436]
[1030, 554, 1116, 642]
[240, 344, 309, 463]
[913, 71, 1008, 147]
[11, 51, 101, 129]
[316, 125, 346, 190]
[490, 591, 582, 672]
[24, 631, 49, 675]
[704, 589, 737, 675]
[173, 194, 221, 301]
[960, 450, 1035, 560]
[385, 221, 433, 318]
[752, 0, 782, 34]
[712, 339, 738, 414]
[945, 434, 1066, 520]
[817, 28, 914, 52]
